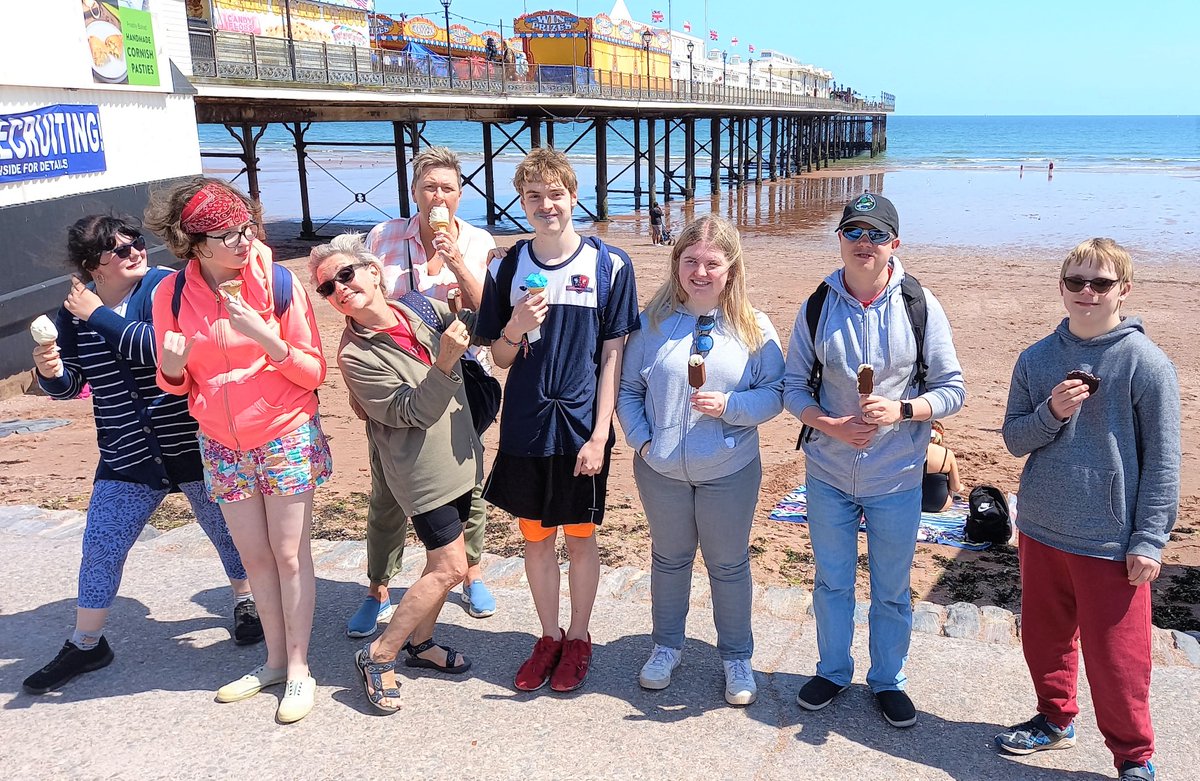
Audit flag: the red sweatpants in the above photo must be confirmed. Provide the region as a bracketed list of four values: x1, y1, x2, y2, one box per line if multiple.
[1018, 534, 1155, 768]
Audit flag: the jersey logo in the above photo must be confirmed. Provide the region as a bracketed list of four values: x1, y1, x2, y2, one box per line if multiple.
[566, 274, 594, 294]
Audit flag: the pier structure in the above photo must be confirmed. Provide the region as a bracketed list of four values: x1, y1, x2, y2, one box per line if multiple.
[189, 30, 893, 236]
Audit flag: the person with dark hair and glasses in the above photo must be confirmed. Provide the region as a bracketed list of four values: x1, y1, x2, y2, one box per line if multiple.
[783, 193, 965, 728]
[22, 215, 260, 696]
[617, 215, 784, 706]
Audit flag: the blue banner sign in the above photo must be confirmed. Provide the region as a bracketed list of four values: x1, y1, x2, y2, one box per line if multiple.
[0, 104, 106, 184]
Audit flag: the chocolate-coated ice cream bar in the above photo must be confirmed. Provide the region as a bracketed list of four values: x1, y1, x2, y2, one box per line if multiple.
[857, 364, 874, 395]
[688, 354, 706, 389]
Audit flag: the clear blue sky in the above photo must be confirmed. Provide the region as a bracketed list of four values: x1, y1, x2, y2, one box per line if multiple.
[373, 0, 1199, 115]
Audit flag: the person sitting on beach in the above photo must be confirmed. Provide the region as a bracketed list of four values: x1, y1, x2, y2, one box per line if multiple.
[311, 233, 478, 714]
[995, 238, 1179, 781]
[146, 178, 331, 724]
[22, 215, 261, 696]
[783, 192, 965, 728]
[348, 145, 498, 637]
[923, 421, 965, 513]
[616, 215, 784, 706]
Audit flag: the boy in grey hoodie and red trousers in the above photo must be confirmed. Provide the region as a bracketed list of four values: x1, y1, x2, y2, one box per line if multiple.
[996, 238, 1179, 781]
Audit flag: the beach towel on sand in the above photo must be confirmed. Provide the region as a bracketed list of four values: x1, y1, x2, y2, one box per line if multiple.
[769, 484, 991, 551]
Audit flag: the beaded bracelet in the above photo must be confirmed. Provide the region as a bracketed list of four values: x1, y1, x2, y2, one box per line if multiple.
[499, 331, 523, 348]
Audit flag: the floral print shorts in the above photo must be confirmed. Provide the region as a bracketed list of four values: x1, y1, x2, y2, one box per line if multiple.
[198, 415, 333, 504]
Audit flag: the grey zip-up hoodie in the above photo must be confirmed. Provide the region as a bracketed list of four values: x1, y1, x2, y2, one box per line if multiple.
[1003, 316, 1180, 561]
[783, 258, 966, 497]
[617, 306, 785, 483]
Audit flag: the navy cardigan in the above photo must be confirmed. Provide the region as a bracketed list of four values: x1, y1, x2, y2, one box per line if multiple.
[38, 267, 203, 489]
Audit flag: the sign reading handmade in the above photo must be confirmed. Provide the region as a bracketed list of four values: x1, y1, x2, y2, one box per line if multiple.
[0, 105, 106, 184]
[82, 1, 159, 87]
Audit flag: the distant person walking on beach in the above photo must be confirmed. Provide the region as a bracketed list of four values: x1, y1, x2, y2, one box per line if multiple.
[22, 215, 261, 696]
[617, 215, 784, 705]
[784, 193, 965, 728]
[478, 148, 640, 693]
[996, 238, 1179, 781]
[146, 178, 331, 724]
[649, 200, 665, 245]
[310, 234, 479, 714]
[353, 146, 499, 636]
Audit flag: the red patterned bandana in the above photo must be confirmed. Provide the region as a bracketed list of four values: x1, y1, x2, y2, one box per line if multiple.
[181, 183, 251, 234]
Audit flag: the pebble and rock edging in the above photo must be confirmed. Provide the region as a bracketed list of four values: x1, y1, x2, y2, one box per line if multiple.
[4, 505, 1198, 668]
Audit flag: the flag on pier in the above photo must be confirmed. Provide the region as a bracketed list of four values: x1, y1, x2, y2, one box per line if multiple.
[748, 43, 755, 53]
[651, 10, 664, 22]
[731, 36, 739, 46]
[683, 20, 691, 32]
[710, 29, 718, 40]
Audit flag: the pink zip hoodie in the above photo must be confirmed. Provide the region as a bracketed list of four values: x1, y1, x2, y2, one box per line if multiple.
[153, 242, 325, 451]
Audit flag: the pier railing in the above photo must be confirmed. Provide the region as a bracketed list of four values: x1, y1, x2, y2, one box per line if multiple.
[188, 30, 893, 114]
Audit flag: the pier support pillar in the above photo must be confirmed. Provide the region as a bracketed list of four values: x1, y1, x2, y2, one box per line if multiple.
[684, 117, 696, 199]
[634, 118, 643, 209]
[393, 121, 412, 218]
[482, 122, 497, 226]
[710, 117, 721, 195]
[663, 119, 671, 203]
[529, 119, 542, 149]
[546, 121, 555, 149]
[288, 122, 316, 239]
[595, 118, 609, 221]
[647, 118, 657, 206]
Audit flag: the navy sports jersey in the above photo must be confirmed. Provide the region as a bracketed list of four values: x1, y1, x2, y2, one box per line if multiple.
[477, 237, 639, 457]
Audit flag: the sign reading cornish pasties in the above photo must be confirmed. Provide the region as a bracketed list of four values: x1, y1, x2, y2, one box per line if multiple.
[0, 105, 106, 184]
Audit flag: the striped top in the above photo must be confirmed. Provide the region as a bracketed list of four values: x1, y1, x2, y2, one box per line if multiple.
[38, 267, 203, 489]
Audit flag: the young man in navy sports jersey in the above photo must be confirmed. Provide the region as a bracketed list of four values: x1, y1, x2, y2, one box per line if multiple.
[478, 148, 640, 692]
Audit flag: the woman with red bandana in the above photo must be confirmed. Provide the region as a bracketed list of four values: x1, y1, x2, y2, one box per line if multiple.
[145, 178, 331, 724]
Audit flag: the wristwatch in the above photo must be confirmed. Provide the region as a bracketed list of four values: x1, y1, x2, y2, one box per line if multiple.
[900, 401, 914, 421]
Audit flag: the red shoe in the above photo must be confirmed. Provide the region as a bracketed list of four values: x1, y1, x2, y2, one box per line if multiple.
[550, 634, 593, 692]
[514, 630, 564, 692]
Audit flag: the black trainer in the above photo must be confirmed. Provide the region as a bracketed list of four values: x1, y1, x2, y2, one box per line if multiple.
[22, 637, 114, 694]
[797, 675, 849, 711]
[876, 689, 918, 728]
[233, 599, 265, 646]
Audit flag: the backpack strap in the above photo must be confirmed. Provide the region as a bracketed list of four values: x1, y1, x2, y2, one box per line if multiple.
[899, 272, 928, 391]
[585, 236, 613, 314]
[493, 239, 530, 327]
[398, 290, 444, 332]
[172, 263, 294, 320]
[796, 281, 831, 449]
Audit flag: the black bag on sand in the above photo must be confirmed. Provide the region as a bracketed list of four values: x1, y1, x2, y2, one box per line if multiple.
[966, 485, 1012, 545]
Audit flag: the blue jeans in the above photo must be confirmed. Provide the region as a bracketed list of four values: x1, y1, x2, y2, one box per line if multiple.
[805, 475, 922, 692]
[634, 455, 760, 660]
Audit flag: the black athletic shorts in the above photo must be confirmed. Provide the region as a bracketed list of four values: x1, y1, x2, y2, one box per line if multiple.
[483, 433, 615, 527]
[411, 490, 472, 550]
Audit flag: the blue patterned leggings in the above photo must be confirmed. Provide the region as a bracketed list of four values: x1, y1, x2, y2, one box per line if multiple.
[78, 480, 248, 610]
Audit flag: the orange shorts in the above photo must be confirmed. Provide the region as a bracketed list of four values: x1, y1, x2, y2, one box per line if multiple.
[518, 517, 595, 543]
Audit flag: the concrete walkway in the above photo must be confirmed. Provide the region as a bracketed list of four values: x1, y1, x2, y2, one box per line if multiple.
[1, 508, 1196, 781]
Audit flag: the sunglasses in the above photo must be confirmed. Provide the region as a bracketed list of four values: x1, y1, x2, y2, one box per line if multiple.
[693, 314, 715, 355]
[1062, 276, 1119, 294]
[316, 263, 367, 298]
[109, 234, 145, 260]
[839, 226, 893, 244]
[206, 223, 258, 249]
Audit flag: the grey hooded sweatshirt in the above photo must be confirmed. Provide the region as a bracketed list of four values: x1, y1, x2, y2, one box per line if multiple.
[1003, 316, 1180, 562]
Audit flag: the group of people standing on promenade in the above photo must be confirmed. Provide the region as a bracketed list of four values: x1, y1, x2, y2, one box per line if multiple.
[20, 143, 1178, 780]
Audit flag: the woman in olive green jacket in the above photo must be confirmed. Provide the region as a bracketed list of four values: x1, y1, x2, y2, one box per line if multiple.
[311, 233, 482, 714]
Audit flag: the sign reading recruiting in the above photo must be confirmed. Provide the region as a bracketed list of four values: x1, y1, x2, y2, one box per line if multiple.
[0, 105, 106, 184]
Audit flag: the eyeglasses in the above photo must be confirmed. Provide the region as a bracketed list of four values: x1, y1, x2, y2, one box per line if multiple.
[1062, 276, 1119, 294]
[839, 226, 893, 244]
[206, 223, 258, 249]
[693, 314, 715, 355]
[316, 263, 366, 298]
[107, 235, 145, 260]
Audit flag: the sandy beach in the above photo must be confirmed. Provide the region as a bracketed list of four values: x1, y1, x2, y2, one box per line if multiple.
[2, 164, 1197, 631]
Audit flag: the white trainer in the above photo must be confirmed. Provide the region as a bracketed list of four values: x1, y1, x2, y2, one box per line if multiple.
[215, 664, 286, 703]
[723, 659, 757, 706]
[638, 645, 682, 690]
[276, 675, 316, 724]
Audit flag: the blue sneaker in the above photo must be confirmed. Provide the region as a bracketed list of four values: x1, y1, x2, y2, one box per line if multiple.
[995, 714, 1076, 755]
[1119, 760, 1155, 781]
[346, 596, 395, 638]
[462, 580, 496, 618]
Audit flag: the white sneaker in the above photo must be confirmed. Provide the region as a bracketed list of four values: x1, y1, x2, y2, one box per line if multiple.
[723, 659, 757, 706]
[638, 645, 682, 690]
[276, 675, 316, 724]
[215, 664, 286, 703]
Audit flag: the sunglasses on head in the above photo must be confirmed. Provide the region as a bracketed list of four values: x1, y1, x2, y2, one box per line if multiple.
[693, 314, 715, 355]
[839, 226, 893, 244]
[109, 235, 145, 260]
[1062, 275, 1119, 294]
[316, 263, 366, 298]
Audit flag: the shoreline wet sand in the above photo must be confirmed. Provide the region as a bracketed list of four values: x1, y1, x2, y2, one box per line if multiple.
[3, 159, 1197, 629]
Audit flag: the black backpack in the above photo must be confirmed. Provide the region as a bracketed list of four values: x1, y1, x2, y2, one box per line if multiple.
[796, 273, 928, 447]
[966, 485, 1012, 545]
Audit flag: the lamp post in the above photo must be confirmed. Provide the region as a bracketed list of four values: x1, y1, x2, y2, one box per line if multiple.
[441, 0, 453, 89]
[722, 50, 728, 98]
[282, 0, 296, 78]
[748, 58, 754, 99]
[768, 63, 773, 101]
[686, 40, 694, 100]
[641, 29, 652, 98]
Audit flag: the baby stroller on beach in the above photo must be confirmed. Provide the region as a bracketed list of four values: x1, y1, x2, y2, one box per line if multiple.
[659, 223, 675, 246]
